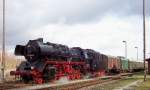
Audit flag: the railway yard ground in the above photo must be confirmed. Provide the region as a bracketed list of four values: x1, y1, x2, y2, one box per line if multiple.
[0, 72, 150, 90]
[89, 72, 150, 90]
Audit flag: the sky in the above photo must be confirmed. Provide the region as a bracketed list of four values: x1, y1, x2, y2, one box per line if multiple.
[0, 0, 150, 61]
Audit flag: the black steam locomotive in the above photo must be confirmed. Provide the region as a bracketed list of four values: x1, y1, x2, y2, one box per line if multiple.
[11, 38, 106, 84]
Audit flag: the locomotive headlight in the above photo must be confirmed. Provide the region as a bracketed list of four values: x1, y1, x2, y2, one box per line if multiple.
[31, 66, 34, 70]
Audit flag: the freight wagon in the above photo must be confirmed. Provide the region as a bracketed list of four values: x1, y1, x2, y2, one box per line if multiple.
[101, 55, 121, 74]
[107, 56, 121, 74]
[118, 56, 129, 72]
[130, 61, 144, 72]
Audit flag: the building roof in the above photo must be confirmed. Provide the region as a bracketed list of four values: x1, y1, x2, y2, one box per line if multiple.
[146, 58, 150, 61]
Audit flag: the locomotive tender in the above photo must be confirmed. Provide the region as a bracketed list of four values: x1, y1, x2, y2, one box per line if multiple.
[10, 38, 144, 84]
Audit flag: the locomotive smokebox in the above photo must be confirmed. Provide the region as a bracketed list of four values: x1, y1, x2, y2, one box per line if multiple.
[14, 38, 44, 62]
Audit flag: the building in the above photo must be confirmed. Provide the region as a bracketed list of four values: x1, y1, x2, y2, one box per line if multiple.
[146, 58, 150, 74]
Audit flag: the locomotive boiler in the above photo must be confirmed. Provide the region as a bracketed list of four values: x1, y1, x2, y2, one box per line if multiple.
[15, 38, 70, 62]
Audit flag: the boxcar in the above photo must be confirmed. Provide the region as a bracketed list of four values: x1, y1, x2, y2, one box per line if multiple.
[118, 57, 129, 71]
[101, 55, 121, 73]
[122, 60, 129, 70]
[107, 56, 121, 70]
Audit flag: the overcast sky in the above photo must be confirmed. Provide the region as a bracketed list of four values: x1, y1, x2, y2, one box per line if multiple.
[0, 0, 150, 61]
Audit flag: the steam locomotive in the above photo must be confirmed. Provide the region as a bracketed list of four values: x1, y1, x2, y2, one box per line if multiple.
[10, 38, 144, 84]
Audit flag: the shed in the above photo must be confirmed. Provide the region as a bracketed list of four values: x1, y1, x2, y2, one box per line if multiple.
[146, 58, 150, 74]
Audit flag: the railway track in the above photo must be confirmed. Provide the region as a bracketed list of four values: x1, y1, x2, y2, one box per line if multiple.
[40, 77, 119, 90]
[37, 74, 128, 90]
[0, 81, 35, 90]
[0, 73, 132, 90]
